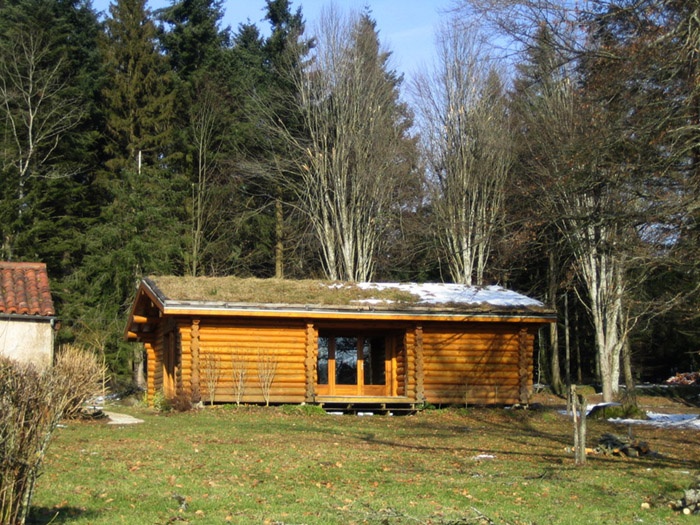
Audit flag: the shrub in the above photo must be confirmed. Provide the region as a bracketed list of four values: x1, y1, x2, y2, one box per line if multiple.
[0, 347, 102, 525]
[589, 404, 647, 420]
[151, 390, 172, 412]
[280, 404, 327, 416]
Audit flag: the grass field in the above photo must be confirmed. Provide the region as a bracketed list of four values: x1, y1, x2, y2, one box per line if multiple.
[28, 398, 700, 524]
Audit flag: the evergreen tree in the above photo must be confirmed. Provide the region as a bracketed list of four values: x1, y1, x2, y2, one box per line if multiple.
[157, 0, 230, 79]
[0, 0, 103, 278]
[67, 0, 186, 382]
[156, 0, 240, 276]
[101, 0, 177, 172]
[222, 2, 314, 278]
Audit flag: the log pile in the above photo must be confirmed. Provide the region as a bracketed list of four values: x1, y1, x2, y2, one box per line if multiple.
[670, 476, 700, 515]
[665, 371, 699, 385]
[595, 433, 655, 458]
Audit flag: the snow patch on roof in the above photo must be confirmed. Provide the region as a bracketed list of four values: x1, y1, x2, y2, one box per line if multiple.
[354, 282, 543, 307]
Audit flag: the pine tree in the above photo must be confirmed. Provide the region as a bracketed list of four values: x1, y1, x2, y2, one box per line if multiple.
[157, 0, 230, 79]
[101, 0, 177, 173]
[0, 0, 103, 278]
[69, 0, 186, 382]
[156, 0, 239, 276]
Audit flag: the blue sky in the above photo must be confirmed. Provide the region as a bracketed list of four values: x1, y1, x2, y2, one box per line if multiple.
[91, 0, 454, 79]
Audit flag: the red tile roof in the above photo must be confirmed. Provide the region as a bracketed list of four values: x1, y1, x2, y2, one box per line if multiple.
[0, 262, 55, 317]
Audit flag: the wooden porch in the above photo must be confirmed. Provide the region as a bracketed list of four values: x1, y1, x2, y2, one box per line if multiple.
[313, 395, 418, 414]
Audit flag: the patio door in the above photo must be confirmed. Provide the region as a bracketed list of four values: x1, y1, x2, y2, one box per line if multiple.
[316, 334, 393, 396]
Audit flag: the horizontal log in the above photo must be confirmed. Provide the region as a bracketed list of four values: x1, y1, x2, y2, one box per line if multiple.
[209, 374, 307, 384]
[210, 386, 307, 396]
[131, 315, 158, 324]
[423, 362, 521, 371]
[423, 331, 519, 339]
[198, 354, 306, 364]
[423, 343, 520, 351]
[424, 355, 520, 363]
[424, 377, 521, 386]
[423, 324, 518, 333]
[204, 319, 305, 328]
[425, 388, 521, 397]
[423, 367, 519, 376]
[199, 333, 307, 343]
[424, 384, 522, 393]
[211, 394, 307, 404]
[202, 384, 307, 395]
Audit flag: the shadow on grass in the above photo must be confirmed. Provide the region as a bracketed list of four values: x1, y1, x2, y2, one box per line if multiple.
[337, 407, 700, 473]
[27, 506, 101, 524]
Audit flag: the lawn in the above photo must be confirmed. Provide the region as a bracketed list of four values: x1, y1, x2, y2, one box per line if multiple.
[29, 399, 699, 525]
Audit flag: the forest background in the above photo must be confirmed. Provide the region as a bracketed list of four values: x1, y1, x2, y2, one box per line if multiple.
[0, 0, 697, 401]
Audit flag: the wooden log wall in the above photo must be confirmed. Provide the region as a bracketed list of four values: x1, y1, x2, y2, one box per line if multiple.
[190, 320, 201, 403]
[145, 341, 157, 403]
[184, 318, 309, 404]
[403, 330, 417, 401]
[421, 323, 533, 405]
[147, 321, 167, 403]
[394, 335, 406, 397]
[304, 322, 318, 401]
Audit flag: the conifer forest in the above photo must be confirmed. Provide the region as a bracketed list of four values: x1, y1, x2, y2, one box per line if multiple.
[0, 0, 698, 395]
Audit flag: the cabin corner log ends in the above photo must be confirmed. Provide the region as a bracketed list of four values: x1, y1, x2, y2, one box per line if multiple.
[125, 278, 554, 408]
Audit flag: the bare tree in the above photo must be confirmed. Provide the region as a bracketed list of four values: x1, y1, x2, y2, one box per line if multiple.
[413, 21, 513, 285]
[453, 0, 700, 403]
[0, 347, 102, 525]
[0, 10, 85, 257]
[187, 80, 229, 277]
[513, 40, 634, 402]
[269, 6, 416, 281]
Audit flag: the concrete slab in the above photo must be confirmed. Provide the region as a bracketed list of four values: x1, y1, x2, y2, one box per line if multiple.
[104, 411, 144, 425]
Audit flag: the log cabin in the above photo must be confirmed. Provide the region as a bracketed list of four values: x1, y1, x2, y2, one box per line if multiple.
[125, 277, 555, 410]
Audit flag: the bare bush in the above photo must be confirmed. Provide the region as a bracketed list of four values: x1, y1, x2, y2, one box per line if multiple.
[231, 350, 247, 406]
[0, 346, 102, 524]
[257, 350, 277, 407]
[202, 353, 221, 406]
[54, 346, 108, 419]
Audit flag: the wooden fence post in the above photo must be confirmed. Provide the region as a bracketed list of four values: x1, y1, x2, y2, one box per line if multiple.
[571, 384, 587, 465]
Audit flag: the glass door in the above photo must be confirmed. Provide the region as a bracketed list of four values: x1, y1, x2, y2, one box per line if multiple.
[316, 334, 390, 396]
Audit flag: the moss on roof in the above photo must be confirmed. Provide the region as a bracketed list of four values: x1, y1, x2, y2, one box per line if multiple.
[145, 276, 553, 318]
[148, 276, 417, 306]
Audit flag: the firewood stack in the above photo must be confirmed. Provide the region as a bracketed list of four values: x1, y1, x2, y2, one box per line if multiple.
[595, 433, 653, 457]
[670, 476, 700, 515]
[665, 371, 699, 385]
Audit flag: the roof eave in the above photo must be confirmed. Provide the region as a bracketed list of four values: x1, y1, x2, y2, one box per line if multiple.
[158, 300, 556, 323]
[0, 313, 57, 322]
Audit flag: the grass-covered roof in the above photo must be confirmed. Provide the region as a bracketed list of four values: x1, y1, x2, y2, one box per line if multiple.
[145, 276, 551, 314]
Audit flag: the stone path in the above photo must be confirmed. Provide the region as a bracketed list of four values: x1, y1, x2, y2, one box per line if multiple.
[103, 411, 144, 425]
